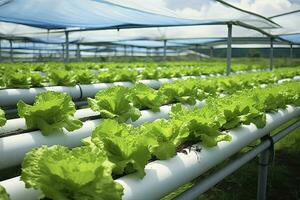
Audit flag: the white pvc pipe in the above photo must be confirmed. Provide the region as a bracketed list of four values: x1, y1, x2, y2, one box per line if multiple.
[129, 100, 204, 126]
[293, 76, 300, 81]
[0, 77, 198, 107]
[277, 78, 292, 84]
[0, 86, 82, 107]
[1, 177, 41, 200]
[0, 69, 280, 107]
[138, 80, 161, 89]
[1, 106, 299, 200]
[0, 108, 99, 135]
[1, 75, 296, 135]
[0, 101, 204, 170]
[79, 82, 134, 99]
[116, 105, 300, 200]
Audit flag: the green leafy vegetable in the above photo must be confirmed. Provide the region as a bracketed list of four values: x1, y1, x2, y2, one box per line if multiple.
[48, 70, 76, 86]
[129, 83, 167, 112]
[91, 119, 151, 177]
[75, 70, 95, 84]
[0, 184, 10, 200]
[29, 72, 44, 87]
[141, 119, 189, 160]
[17, 91, 83, 135]
[160, 80, 198, 105]
[3, 72, 31, 88]
[88, 86, 141, 122]
[21, 145, 123, 200]
[0, 108, 6, 127]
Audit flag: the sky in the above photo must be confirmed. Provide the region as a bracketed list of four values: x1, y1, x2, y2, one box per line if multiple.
[0, 0, 299, 43]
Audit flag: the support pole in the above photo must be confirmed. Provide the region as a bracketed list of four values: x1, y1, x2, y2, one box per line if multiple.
[39, 49, 42, 61]
[195, 44, 199, 58]
[131, 46, 134, 57]
[210, 46, 214, 58]
[269, 37, 274, 71]
[65, 31, 69, 62]
[61, 44, 65, 61]
[257, 136, 271, 200]
[226, 23, 232, 76]
[47, 29, 50, 60]
[0, 39, 2, 60]
[32, 44, 34, 62]
[124, 45, 126, 57]
[290, 43, 293, 59]
[9, 39, 13, 62]
[163, 40, 167, 61]
[114, 46, 117, 57]
[76, 44, 80, 61]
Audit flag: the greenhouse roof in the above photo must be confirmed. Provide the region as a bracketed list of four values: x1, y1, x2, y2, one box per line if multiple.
[279, 33, 300, 45]
[0, 0, 223, 30]
[112, 40, 185, 48]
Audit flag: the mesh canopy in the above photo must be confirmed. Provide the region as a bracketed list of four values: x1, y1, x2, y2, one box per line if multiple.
[104, 0, 278, 29]
[112, 40, 185, 48]
[269, 12, 300, 35]
[0, 0, 298, 51]
[279, 33, 300, 44]
[0, 0, 281, 42]
[0, 0, 221, 30]
[169, 38, 226, 45]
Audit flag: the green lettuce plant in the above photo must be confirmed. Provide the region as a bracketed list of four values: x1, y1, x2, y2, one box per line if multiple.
[17, 91, 83, 135]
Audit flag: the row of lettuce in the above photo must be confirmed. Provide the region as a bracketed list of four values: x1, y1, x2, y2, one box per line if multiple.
[0, 65, 249, 88]
[0, 60, 276, 72]
[1, 61, 299, 88]
[1, 81, 300, 200]
[1, 69, 299, 134]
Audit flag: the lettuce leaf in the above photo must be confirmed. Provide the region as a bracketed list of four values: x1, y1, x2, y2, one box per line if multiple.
[129, 83, 167, 112]
[48, 70, 76, 86]
[21, 145, 123, 200]
[75, 70, 95, 84]
[17, 91, 83, 135]
[0, 108, 6, 127]
[0, 184, 10, 200]
[160, 80, 198, 105]
[141, 119, 189, 160]
[3, 72, 31, 88]
[91, 119, 151, 177]
[29, 72, 44, 87]
[88, 86, 141, 122]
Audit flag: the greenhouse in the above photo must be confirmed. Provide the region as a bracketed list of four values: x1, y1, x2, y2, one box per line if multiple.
[0, 0, 300, 200]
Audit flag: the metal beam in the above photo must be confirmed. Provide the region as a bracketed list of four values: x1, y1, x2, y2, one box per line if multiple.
[290, 43, 293, 59]
[210, 46, 214, 58]
[163, 40, 167, 60]
[114, 46, 117, 57]
[0, 39, 2, 60]
[9, 39, 13, 62]
[270, 38, 274, 71]
[269, 9, 300, 19]
[65, 31, 69, 62]
[76, 44, 80, 61]
[61, 44, 65, 61]
[215, 0, 280, 28]
[226, 23, 232, 76]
